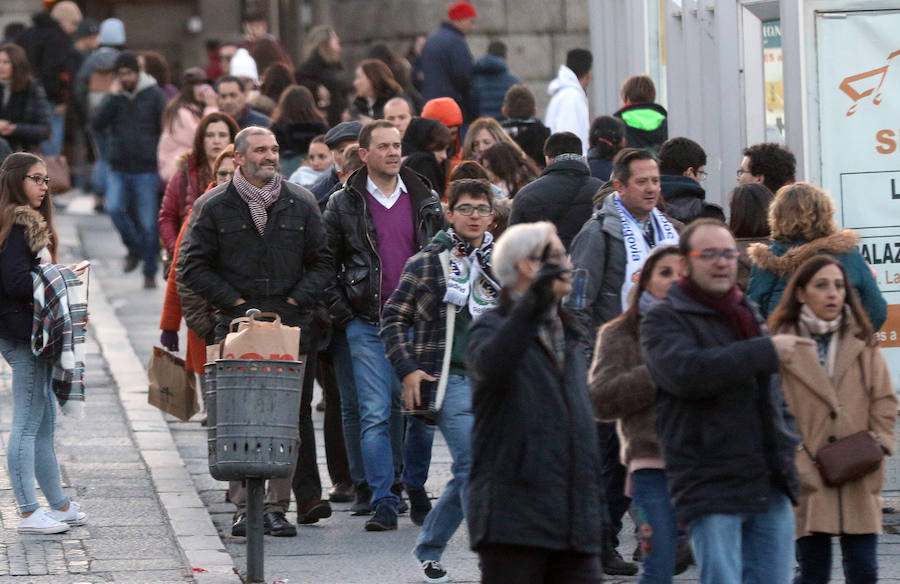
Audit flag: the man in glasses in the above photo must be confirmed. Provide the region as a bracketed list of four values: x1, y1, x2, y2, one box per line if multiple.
[640, 218, 810, 584]
[323, 120, 445, 532]
[380, 179, 497, 583]
[509, 131, 602, 251]
[658, 136, 724, 224]
[737, 142, 796, 195]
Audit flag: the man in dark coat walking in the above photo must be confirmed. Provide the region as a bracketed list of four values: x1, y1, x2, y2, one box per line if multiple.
[420, 1, 478, 124]
[640, 219, 806, 583]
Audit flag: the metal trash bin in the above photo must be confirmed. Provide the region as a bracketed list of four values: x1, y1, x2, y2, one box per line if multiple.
[212, 359, 303, 481]
[203, 362, 219, 479]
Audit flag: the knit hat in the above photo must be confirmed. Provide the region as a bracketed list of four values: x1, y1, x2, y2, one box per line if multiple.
[324, 121, 362, 148]
[114, 51, 139, 73]
[448, 1, 477, 20]
[229, 48, 259, 84]
[421, 97, 463, 128]
[74, 17, 99, 41]
[98, 18, 125, 46]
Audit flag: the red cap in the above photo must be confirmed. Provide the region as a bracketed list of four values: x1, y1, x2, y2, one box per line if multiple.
[421, 98, 463, 128]
[448, 1, 477, 21]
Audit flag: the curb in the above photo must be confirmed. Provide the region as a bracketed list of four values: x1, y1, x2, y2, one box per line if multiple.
[77, 237, 241, 583]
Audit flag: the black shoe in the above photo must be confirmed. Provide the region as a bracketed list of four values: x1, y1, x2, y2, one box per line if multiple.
[123, 253, 140, 273]
[329, 482, 355, 503]
[143, 273, 156, 289]
[263, 511, 297, 537]
[407, 487, 432, 526]
[231, 513, 246, 537]
[350, 483, 372, 516]
[364, 503, 397, 532]
[632, 542, 643, 562]
[296, 499, 332, 525]
[418, 559, 449, 583]
[392, 482, 408, 514]
[603, 548, 638, 576]
[674, 538, 694, 575]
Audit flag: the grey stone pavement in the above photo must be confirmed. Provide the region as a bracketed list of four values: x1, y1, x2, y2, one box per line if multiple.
[16, 190, 900, 583]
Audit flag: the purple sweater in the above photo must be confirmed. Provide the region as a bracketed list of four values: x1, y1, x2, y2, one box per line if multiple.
[366, 190, 415, 308]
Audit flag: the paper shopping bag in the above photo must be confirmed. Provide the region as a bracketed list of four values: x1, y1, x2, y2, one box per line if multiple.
[222, 312, 301, 361]
[148, 346, 199, 421]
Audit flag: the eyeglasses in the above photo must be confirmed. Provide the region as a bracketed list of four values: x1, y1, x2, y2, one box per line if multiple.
[216, 170, 234, 179]
[25, 174, 50, 186]
[697, 170, 709, 180]
[688, 248, 741, 262]
[735, 168, 751, 178]
[452, 204, 492, 217]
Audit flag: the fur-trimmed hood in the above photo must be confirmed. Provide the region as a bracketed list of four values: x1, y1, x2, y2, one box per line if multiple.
[12, 205, 51, 253]
[747, 229, 859, 276]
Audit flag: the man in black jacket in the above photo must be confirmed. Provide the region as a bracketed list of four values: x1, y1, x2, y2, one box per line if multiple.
[658, 137, 724, 224]
[182, 126, 334, 538]
[640, 219, 808, 583]
[324, 120, 444, 532]
[466, 221, 603, 583]
[91, 51, 166, 288]
[508, 132, 600, 251]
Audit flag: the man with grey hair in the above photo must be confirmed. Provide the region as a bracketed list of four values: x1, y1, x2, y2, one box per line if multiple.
[466, 222, 605, 583]
[182, 125, 334, 538]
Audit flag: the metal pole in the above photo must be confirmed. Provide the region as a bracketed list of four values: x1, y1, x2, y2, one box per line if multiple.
[246, 478, 265, 582]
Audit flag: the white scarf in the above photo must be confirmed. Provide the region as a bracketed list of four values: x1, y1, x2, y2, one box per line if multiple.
[798, 304, 845, 377]
[442, 229, 500, 320]
[612, 194, 679, 311]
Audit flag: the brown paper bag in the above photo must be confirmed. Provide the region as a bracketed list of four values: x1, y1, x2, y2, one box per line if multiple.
[222, 312, 301, 361]
[148, 346, 200, 421]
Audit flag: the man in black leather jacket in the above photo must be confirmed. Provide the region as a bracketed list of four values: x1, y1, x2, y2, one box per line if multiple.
[323, 120, 444, 531]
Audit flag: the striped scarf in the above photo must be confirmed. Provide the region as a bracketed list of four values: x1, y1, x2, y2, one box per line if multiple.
[31, 264, 87, 418]
[232, 167, 283, 235]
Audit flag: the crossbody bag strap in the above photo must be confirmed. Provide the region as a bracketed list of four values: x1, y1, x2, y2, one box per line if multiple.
[435, 250, 457, 411]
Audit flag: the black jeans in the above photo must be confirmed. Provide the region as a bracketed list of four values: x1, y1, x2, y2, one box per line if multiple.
[479, 544, 603, 584]
[315, 346, 352, 487]
[291, 352, 323, 505]
[598, 422, 630, 550]
[795, 533, 877, 584]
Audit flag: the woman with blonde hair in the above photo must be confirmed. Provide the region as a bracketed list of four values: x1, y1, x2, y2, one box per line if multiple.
[769, 254, 896, 583]
[747, 182, 886, 329]
[296, 25, 350, 126]
[461, 116, 521, 161]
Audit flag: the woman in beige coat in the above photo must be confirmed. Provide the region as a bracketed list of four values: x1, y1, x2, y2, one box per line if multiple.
[769, 255, 896, 584]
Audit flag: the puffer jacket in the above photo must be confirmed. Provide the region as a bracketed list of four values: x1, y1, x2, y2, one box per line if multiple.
[0, 80, 51, 152]
[747, 230, 887, 329]
[158, 153, 205, 256]
[323, 166, 444, 327]
[472, 54, 518, 119]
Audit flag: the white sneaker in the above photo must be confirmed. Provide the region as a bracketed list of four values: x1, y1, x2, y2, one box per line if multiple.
[18, 509, 70, 534]
[45, 501, 87, 526]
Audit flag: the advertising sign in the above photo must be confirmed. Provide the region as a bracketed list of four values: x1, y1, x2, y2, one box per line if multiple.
[817, 10, 900, 381]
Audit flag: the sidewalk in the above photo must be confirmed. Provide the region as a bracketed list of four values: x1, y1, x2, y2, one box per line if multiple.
[59, 194, 900, 583]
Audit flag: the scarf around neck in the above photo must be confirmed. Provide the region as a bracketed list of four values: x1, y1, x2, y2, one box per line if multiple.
[798, 304, 845, 376]
[442, 228, 500, 320]
[612, 194, 679, 311]
[233, 167, 283, 235]
[677, 276, 761, 340]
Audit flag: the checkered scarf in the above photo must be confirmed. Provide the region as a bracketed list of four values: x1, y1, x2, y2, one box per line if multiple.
[232, 167, 283, 235]
[31, 264, 87, 418]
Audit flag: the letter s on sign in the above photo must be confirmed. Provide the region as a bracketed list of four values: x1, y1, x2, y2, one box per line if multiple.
[876, 129, 896, 154]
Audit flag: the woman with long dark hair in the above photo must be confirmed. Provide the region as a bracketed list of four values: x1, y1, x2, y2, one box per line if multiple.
[350, 59, 404, 121]
[296, 25, 350, 126]
[0, 153, 87, 534]
[157, 111, 238, 256]
[769, 254, 896, 584]
[369, 42, 423, 112]
[271, 85, 328, 178]
[0, 43, 50, 153]
[401, 116, 453, 196]
[729, 183, 773, 290]
[587, 115, 626, 181]
[157, 67, 218, 182]
[480, 142, 539, 198]
[590, 245, 692, 583]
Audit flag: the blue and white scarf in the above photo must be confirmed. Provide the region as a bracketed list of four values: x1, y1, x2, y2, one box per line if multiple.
[612, 193, 679, 311]
[442, 229, 500, 320]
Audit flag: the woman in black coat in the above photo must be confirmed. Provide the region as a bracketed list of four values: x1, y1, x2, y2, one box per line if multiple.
[350, 59, 403, 121]
[401, 117, 452, 197]
[295, 26, 350, 127]
[0, 43, 50, 153]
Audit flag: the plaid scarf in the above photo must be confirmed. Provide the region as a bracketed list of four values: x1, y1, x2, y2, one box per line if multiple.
[31, 264, 87, 418]
[232, 167, 283, 235]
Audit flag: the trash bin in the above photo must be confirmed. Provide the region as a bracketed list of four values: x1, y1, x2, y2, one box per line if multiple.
[212, 359, 303, 481]
[203, 362, 219, 478]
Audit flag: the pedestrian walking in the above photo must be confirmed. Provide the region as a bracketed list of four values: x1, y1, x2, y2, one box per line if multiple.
[350, 59, 405, 121]
[472, 41, 518, 120]
[157, 67, 219, 183]
[545, 49, 592, 155]
[587, 115, 626, 181]
[737, 142, 796, 194]
[401, 116, 453, 197]
[500, 84, 550, 170]
[658, 137, 723, 224]
[461, 117, 521, 162]
[466, 221, 604, 583]
[769, 254, 897, 584]
[0, 153, 88, 534]
[613, 75, 668, 155]
[270, 84, 328, 178]
[728, 183, 773, 290]
[0, 43, 51, 153]
[296, 25, 350, 127]
[216, 75, 270, 129]
[641, 219, 806, 584]
[420, 1, 478, 124]
[479, 142, 538, 198]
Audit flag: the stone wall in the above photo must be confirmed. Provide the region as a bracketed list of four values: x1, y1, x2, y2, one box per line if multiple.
[328, 0, 590, 113]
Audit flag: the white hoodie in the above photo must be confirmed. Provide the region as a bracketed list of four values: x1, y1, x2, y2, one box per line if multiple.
[545, 65, 590, 155]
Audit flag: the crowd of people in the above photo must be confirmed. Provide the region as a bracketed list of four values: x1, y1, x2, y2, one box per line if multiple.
[0, 2, 896, 584]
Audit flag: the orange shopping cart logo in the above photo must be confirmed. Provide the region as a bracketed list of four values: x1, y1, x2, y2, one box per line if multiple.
[839, 49, 900, 116]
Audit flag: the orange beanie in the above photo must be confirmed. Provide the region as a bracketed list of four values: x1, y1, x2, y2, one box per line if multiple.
[421, 98, 463, 128]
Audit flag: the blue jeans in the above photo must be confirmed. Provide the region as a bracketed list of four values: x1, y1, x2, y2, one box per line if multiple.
[631, 469, 678, 583]
[0, 339, 70, 514]
[90, 131, 109, 196]
[106, 170, 159, 275]
[402, 416, 435, 490]
[329, 330, 366, 486]
[413, 375, 473, 562]
[346, 319, 409, 509]
[689, 489, 795, 584]
[795, 533, 877, 584]
[41, 108, 65, 156]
